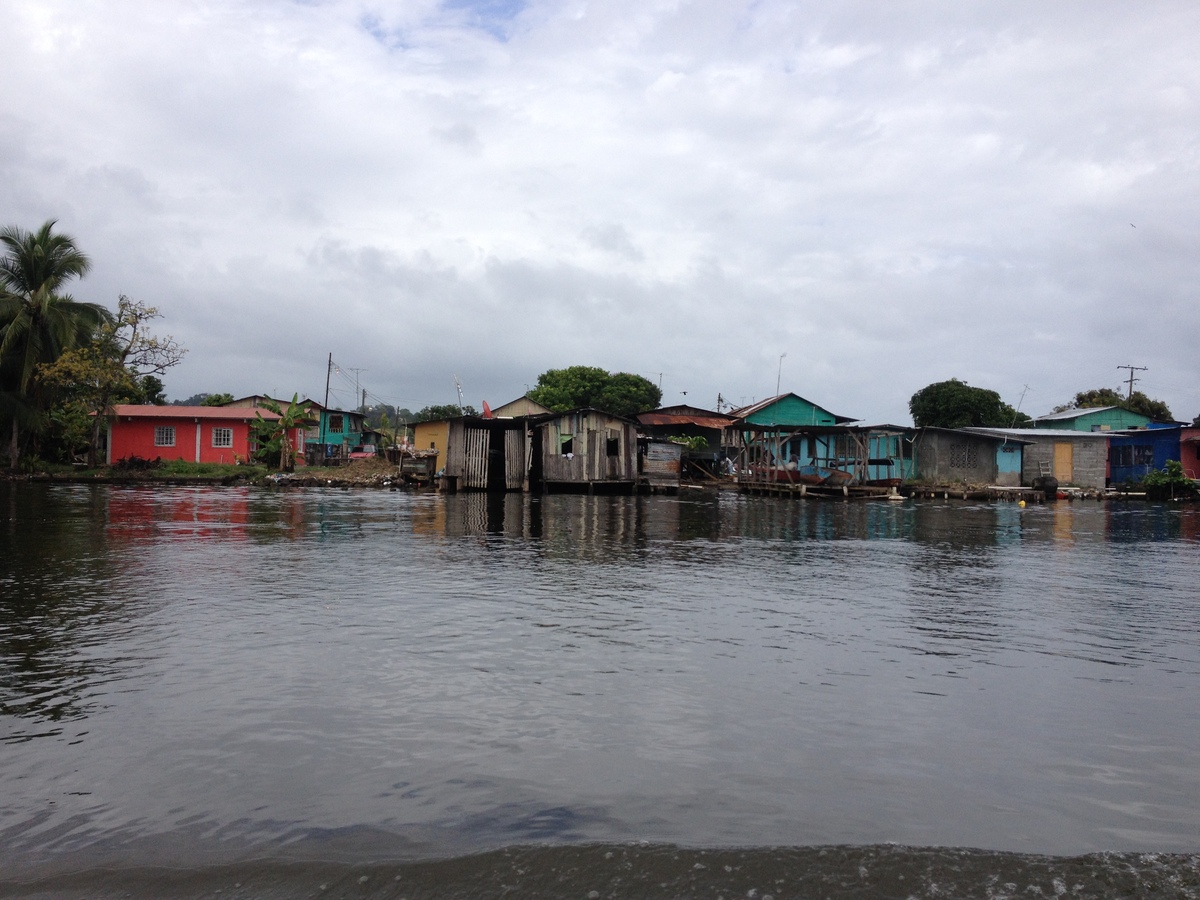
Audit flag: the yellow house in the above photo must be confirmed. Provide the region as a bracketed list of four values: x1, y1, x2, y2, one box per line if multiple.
[412, 419, 450, 466]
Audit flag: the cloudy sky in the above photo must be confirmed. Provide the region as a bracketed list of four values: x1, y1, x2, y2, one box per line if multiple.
[4, 1, 1198, 422]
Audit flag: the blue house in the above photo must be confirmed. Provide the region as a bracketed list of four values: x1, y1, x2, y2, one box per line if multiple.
[1109, 425, 1183, 485]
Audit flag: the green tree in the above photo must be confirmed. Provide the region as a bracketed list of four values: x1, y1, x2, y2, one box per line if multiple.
[38, 296, 185, 466]
[137, 376, 168, 406]
[1056, 387, 1173, 422]
[1, 221, 111, 466]
[528, 366, 661, 417]
[909, 379, 1030, 429]
[201, 392, 234, 406]
[415, 403, 479, 422]
[1143, 460, 1198, 501]
[254, 394, 317, 472]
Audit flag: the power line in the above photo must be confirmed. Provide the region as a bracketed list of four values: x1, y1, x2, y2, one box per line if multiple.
[1116, 364, 1147, 400]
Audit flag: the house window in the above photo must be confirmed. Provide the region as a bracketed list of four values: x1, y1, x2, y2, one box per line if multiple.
[328, 414, 344, 434]
[1113, 445, 1155, 467]
[154, 426, 176, 447]
[212, 427, 233, 448]
[606, 434, 620, 457]
[560, 435, 574, 456]
[949, 443, 977, 469]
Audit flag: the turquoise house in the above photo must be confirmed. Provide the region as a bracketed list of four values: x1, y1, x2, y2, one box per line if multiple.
[1033, 406, 1153, 432]
[733, 394, 912, 484]
[306, 404, 368, 461]
[734, 393, 855, 428]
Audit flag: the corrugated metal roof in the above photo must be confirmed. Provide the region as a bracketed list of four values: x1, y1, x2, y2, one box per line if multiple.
[730, 393, 858, 424]
[637, 413, 734, 428]
[1033, 406, 1119, 421]
[963, 427, 1106, 440]
[110, 405, 280, 420]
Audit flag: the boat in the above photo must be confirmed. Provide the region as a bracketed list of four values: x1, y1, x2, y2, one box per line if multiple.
[750, 464, 855, 486]
[821, 469, 855, 487]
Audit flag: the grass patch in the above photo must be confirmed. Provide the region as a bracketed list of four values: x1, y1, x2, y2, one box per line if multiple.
[152, 459, 268, 479]
[26, 459, 270, 480]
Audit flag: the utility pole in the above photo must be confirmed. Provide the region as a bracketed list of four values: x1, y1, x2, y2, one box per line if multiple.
[323, 353, 333, 445]
[1117, 365, 1147, 400]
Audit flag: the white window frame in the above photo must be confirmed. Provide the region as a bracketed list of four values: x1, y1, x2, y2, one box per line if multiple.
[212, 427, 234, 448]
[154, 426, 176, 447]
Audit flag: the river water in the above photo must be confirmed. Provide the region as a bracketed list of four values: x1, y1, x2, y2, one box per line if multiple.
[1, 483, 1198, 898]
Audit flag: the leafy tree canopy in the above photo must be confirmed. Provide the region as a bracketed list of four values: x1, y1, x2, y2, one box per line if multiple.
[1055, 388, 1173, 422]
[1, 220, 111, 467]
[528, 366, 661, 417]
[174, 392, 217, 406]
[201, 392, 234, 406]
[253, 394, 318, 472]
[38, 295, 185, 465]
[415, 403, 479, 422]
[138, 376, 168, 405]
[909, 379, 1031, 429]
[363, 404, 415, 429]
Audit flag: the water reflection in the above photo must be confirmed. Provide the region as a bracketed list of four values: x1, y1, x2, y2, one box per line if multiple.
[3, 483, 1200, 866]
[1, 485, 150, 737]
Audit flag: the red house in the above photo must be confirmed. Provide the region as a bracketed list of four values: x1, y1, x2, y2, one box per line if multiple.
[105, 405, 299, 466]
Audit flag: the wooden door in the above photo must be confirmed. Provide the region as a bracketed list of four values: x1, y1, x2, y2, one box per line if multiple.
[1053, 442, 1073, 482]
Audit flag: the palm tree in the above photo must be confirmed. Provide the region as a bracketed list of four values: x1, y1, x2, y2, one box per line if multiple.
[1, 220, 111, 467]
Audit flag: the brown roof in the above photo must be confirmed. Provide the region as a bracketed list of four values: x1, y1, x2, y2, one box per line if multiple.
[637, 412, 735, 429]
[109, 405, 280, 420]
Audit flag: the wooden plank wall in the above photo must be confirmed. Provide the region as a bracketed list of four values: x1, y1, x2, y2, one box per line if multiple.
[462, 426, 489, 489]
[505, 429, 526, 489]
[539, 415, 637, 484]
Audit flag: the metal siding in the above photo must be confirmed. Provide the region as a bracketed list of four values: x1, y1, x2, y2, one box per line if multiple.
[643, 442, 682, 487]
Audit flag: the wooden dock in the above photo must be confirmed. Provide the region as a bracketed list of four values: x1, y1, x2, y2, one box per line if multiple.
[738, 479, 901, 500]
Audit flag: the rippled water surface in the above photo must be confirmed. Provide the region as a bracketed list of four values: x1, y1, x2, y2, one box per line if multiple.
[1, 483, 1198, 897]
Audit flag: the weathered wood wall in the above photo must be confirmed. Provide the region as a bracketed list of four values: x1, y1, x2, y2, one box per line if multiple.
[539, 412, 636, 485]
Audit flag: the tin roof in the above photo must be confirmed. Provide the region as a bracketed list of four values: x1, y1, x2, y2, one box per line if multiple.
[110, 405, 280, 420]
[963, 426, 1105, 440]
[1033, 406, 1121, 421]
[731, 393, 858, 424]
[637, 412, 735, 429]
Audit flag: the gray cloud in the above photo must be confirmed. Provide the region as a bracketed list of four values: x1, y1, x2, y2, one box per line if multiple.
[2, 0, 1197, 422]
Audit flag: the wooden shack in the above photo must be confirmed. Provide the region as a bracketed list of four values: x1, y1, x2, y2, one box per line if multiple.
[439, 416, 529, 491]
[528, 408, 638, 493]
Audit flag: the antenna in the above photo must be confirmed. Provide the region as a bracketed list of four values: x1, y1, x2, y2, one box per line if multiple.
[347, 367, 367, 411]
[1011, 384, 1030, 427]
[453, 375, 465, 415]
[1116, 365, 1147, 400]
